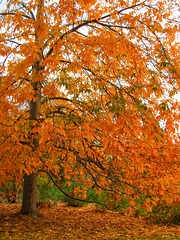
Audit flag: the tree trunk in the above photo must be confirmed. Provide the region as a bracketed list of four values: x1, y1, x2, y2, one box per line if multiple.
[20, 0, 43, 217]
[20, 80, 41, 217]
[19, 171, 41, 217]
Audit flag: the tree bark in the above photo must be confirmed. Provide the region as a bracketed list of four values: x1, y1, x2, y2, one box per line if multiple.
[20, 80, 41, 217]
[20, 0, 43, 217]
[19, 171, 41, 217]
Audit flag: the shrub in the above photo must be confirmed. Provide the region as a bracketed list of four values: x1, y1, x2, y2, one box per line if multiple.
[149, 204, 180, 225]
[37, 176, 64, 203]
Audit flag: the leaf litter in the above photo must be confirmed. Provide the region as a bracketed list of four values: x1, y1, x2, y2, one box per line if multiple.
[0, 203, 180, 239]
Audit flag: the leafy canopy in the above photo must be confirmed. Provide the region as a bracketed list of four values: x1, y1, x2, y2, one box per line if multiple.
[0, 0, 180, 209]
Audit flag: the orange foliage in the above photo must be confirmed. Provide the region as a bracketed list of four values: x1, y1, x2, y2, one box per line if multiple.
[0, 0, 180, 209]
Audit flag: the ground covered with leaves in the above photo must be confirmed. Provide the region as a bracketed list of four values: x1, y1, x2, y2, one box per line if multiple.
[0, 203, 180, 240]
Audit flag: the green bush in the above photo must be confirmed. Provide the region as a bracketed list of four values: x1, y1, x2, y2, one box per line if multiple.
[149, 204, 180, 225]
[111, 197, 130, 211]
[37, 176, 64, 203]
[62, 195, 85, 207]
[61, 182, 101, 207]
[135, 207, 147, 217]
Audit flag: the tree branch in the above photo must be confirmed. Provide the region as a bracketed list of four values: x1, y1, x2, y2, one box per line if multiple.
[38, 169, 111, 210]
[0, 12, 33, 20]
[45, 1, 145, 58]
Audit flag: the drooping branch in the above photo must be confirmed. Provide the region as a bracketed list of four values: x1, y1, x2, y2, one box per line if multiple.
[38, 169, 112, 210]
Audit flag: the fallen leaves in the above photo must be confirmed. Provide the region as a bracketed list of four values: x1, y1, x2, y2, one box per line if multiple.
[0, 203, 180, 239]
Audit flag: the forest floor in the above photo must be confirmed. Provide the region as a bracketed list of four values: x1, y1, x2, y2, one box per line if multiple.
[0, 203, 180, 239]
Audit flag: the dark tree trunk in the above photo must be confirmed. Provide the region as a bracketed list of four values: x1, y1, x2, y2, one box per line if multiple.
[19, 171, 41, 217]
[19, 0, 43, 217]
[19, 81, 41, 217]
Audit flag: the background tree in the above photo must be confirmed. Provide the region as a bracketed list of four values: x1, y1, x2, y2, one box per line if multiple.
[0, 0, 180, 216]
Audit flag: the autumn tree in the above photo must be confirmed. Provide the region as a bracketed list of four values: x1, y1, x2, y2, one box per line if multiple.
[0, 0, 180, 216]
